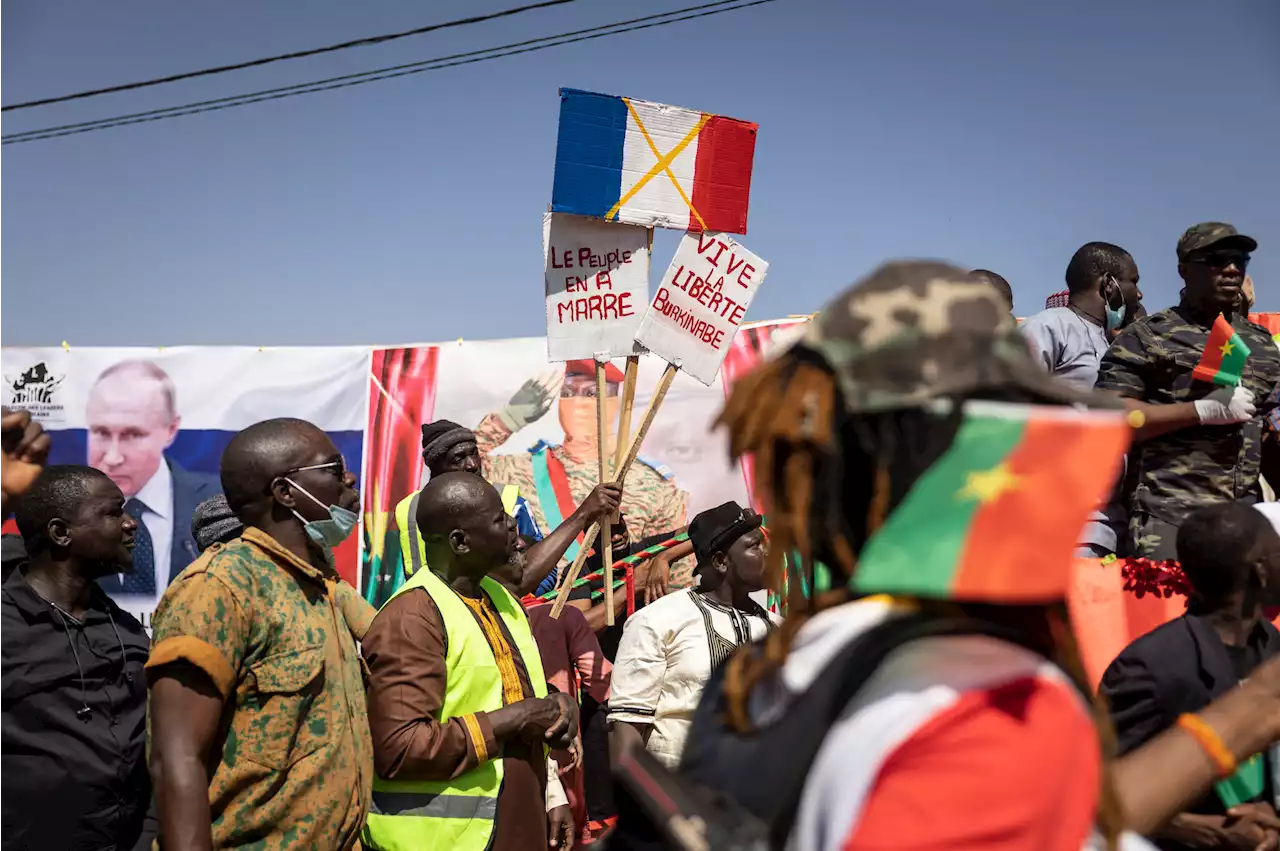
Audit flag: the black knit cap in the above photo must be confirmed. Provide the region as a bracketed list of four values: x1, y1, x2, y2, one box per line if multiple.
[421, 419, 464, 450]
[420, 419, 476, 469]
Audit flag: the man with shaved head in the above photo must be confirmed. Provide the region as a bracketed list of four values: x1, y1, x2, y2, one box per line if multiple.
[87, 360, 220, 607]
[146, 417, 373, 851]
[363, 472, 578, 851]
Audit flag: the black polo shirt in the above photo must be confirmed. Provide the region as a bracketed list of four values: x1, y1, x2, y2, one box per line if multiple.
[1, 566, 154, 851]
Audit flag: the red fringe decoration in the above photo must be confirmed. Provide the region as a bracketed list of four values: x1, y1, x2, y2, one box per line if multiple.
[1117, 557, 1192, 599]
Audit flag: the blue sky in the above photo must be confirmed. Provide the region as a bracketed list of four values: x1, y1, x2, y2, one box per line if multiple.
[3, 0, 1278, 346]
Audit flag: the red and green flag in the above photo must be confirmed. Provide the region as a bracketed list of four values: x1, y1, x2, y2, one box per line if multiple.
[1192, 314, 1251, 386]
[1215, 752, 1266, 809]
[851, 401, 1131, 602]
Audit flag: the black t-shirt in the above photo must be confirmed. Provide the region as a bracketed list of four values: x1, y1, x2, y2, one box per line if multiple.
[1225, 640, 1265, 683]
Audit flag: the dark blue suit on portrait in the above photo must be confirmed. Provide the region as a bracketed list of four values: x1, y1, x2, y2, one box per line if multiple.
[96, 458, 221, 595]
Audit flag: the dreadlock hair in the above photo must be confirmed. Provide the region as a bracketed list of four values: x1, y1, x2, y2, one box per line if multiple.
[715, 349, 1125, 848]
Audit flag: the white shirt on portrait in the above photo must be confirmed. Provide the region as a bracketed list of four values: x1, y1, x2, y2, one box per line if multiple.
[608, 588, 778, 769]
[108, 458, 174, 624]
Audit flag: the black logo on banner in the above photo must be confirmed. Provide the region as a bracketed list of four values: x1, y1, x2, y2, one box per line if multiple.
[6, 363, 66, 422]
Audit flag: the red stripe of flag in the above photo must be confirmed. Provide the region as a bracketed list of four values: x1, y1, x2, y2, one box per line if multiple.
[953, 414, 1129, 601]
[1191, 315, 1234, 383]
[690, 114, 758, 235]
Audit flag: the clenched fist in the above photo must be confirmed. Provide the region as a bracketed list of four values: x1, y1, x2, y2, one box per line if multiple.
[1, 408, 51, 514]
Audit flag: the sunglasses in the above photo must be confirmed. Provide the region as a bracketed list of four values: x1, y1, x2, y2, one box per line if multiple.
[1188, 251, 1250, 271]
[284, 458, 348, 480]
[560, 382, 620, 399]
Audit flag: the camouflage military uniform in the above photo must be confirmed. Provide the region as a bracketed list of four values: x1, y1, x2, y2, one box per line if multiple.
[146, 528, 373, 851]
[1096, 306, 1280, 560]
[474, 412, 690, 580]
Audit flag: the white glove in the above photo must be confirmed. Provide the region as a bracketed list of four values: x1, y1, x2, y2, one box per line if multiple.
[1194, 385, 1256, 425]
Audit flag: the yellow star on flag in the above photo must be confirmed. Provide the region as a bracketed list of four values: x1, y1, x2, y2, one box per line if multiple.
[957, 462, 1022, 504]
[1220, 340, 1235, 357]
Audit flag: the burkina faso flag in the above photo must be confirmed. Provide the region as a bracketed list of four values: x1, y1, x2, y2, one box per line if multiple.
[852, 401, 1131, 603]
[1192, 314, 1251, 386]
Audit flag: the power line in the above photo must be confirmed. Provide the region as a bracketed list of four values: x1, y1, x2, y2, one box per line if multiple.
[2, 0, 776, 146]
[2, 0, 579, 112]
[7, 0, 754, 143]
[3, 0, 761, 143]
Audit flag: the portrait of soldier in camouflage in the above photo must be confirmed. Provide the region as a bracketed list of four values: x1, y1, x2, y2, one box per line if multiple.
[474, 358, 689, 575]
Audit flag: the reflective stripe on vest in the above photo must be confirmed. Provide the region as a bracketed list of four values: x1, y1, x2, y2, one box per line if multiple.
[362, 549, 547, 851]
[370, 790, 499, 820]
[398, 484, 522, 579]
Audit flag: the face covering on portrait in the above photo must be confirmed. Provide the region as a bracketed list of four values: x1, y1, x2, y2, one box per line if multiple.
[286, 479, 358, 548]
[558, 396, 621, 447]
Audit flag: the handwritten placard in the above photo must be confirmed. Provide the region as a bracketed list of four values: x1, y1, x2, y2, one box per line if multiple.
[543, 212, 649, 361]
[634, 232, 768, 385]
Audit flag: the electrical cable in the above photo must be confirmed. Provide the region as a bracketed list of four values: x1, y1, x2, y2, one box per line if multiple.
[2, 0, 579, 112]
[3, 0, 776, 146]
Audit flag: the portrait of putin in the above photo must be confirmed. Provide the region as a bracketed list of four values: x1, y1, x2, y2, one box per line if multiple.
[86, 360, 220, 600]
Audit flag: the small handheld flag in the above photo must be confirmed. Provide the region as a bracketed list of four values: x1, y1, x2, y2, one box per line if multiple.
[1192, 314, 1251, 386]
[1215, 753, 1266, 809]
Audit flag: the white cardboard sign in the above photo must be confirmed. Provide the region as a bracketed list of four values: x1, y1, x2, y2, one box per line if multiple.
[634, 232, 769, 385]
[543, 212, 650, 361]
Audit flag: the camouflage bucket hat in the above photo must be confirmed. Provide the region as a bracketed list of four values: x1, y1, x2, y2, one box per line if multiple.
[1177, 222, 1257, 261]
[795, 260, 1123, 415]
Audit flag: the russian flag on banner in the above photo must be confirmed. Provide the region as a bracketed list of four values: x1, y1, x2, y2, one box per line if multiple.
[551, 88, 758, 235]
[1, 346, 368, 629]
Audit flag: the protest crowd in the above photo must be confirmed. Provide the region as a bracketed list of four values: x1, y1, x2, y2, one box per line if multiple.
[7, 216, 1280, 851]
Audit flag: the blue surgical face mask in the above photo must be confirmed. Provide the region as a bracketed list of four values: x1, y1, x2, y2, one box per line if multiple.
[1105, 302, 1127, 332]
[1104, 279, 1127, 332]
[286, 479, 358, 548]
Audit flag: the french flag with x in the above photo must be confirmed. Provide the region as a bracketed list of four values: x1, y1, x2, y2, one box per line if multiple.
[551, 88, 758, 235]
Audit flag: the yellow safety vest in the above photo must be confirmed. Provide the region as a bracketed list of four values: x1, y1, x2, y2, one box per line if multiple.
[395, 484, 521, 579]
[361, 563, 548, 851]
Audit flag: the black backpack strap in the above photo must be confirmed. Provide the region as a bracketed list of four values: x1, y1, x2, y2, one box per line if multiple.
[679, 610, 1028, 848]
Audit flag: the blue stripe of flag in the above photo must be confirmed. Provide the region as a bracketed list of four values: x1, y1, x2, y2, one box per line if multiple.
[551, 88, 627, 220]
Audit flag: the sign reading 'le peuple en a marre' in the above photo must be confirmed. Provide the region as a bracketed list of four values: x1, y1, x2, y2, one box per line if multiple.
[543, 212, 650, 361]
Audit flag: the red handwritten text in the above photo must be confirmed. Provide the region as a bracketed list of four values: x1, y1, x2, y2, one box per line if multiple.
[652, 287, 727, 350]
[550, 246, 634, 270]
[696, 233, 757, 289]
[667, 265, 748, 326]
[556, 292, 635, 324]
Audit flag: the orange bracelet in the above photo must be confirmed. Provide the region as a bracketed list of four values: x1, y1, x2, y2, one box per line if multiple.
[1176, 713, 1237, 778]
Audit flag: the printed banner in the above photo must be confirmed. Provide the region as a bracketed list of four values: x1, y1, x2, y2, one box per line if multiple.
[359, 326, 818, 603]
[543, 212, 650, 361]
[551, 88, 758, 234]
[637, 232, 769, 385]
[1, 346, 369, 628]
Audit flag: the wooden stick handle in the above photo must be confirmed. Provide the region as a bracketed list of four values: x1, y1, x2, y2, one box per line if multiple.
[614, 363, 677, 485]
[550, 524, 600, 618]
[613, 356, 639, 474]
[551, 362, 678, 618]
[596, 362, 615, 626]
